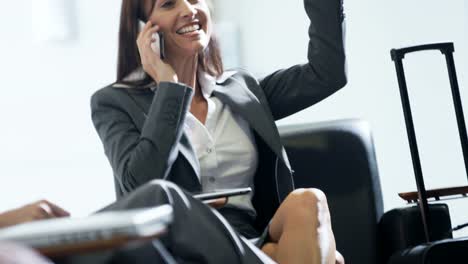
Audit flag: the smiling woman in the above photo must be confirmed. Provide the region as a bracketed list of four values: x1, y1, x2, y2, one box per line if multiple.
[90, 0, 347, 263]
[116, 0, 222, 88]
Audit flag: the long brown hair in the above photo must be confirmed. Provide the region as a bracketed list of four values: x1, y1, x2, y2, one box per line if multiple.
[116, 0, 224, 87]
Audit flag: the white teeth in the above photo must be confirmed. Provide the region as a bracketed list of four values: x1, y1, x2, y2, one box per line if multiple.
[177, 24, 201, 34]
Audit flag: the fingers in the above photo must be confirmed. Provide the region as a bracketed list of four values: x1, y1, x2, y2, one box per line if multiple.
[137, 21, 163, 70]
[41, 200, 70, 217]
[32, 200, 69, 220]
[146, 28, 161, 55]
[204, 197, 229, 209]
[138, 21, 160, 47]
[27, 202, 52, 220]
[143, 25, 160, 44]
[135, 21, 176, 82]
[142, 20, 152, 31]
[147, 24, 160, 37]
[137, 21, 153, 39]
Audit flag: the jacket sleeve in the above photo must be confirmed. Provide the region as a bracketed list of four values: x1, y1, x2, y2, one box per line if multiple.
[259, 0, 347, 120]
[91, 82, 193, 194]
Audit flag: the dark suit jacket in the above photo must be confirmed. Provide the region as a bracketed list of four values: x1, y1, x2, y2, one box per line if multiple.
[91, 0, 347, 231]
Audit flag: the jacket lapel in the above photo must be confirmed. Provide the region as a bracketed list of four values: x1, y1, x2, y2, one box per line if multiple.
[122, 70, 292, 183]
[213, 78, 291, 170]
[177, 133, 201, 179]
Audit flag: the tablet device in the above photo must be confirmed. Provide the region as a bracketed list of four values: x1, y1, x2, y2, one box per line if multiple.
[0, 205, 173, 256]
[193, 187, 252, 201]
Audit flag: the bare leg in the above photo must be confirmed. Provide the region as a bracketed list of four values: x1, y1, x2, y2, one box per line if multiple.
[261, 242, 278, 260]
[336, 250, 345, 264]
[261, 188, 337, 264]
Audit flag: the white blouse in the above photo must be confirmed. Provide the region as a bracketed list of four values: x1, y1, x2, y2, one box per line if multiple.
[183, 70, 259, 215]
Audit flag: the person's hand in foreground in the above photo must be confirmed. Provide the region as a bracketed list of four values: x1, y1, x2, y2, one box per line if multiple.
[0, 200, 70, 228]
[205, 197, 228, 209]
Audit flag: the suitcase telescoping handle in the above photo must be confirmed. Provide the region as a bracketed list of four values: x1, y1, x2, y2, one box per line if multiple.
[390, 42, 468, 242]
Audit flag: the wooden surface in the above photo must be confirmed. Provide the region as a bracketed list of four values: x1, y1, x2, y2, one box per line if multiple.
[398, 185, 468, 203]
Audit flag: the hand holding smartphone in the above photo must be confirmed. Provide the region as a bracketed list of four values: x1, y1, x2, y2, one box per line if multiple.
[193, 188, 252, 209]
[137, 20, 177, 84]
[138, 20, 165, 60]
[193, 188, 252, 201]
[204, 197, 228, 209]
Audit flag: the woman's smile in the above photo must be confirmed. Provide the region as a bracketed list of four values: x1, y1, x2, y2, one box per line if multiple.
[147, 0, 212, 57]
[175, 21, 204, 42]
[176, 23, 201, 35]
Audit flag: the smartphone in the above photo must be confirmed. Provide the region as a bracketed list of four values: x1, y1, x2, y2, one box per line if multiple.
[138, 20, 166, 60]
[192, 188, 252, 201]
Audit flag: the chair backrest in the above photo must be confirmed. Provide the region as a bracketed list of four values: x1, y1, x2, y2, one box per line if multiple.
[279, 119, 383, 264]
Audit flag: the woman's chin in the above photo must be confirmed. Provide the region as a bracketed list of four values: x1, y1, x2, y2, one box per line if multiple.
[175, 45, 206, 57]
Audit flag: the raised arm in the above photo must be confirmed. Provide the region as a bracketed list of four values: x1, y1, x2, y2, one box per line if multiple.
[91, 83, 193, 194]
[260, 0, 347, 120]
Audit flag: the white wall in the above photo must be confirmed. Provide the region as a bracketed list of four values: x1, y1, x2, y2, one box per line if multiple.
[1, 0, 468, 237]
[216, 0, 468, 236]
[0, 0, 119, 216]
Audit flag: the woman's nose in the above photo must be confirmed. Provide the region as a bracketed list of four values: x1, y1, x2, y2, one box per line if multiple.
[180, 0, 197, 19]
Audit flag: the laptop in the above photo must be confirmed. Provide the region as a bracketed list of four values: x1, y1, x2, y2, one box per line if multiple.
[0, 205, 173, 255]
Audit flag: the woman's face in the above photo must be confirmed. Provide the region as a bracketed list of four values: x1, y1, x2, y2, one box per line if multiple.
[148, 0, 212, 57]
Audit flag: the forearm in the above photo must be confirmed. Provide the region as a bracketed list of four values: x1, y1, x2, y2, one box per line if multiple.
[92, 82, 193, 194]
[141, 82, 193, 149]
[260, 0, 347, 120]
[304, 0, 346, 84]
[0, 211, 16, 228]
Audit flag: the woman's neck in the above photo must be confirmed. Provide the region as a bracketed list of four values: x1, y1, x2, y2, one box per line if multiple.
[167, 54, 197, 88]
[166, 54, 203, 99]
[166, 53, 206, 121]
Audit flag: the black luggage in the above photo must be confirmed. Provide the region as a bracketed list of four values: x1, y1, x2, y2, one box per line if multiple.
[379, 204, 452, 262]
[381, 42, 468, 263]
[388, 237, 468, 264]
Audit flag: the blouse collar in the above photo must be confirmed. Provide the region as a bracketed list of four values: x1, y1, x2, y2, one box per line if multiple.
[113, 67, 237, 92]
[197, 69, 237, 98]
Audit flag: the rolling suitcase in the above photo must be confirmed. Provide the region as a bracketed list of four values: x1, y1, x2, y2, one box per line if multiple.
[383, 42, 468, 263]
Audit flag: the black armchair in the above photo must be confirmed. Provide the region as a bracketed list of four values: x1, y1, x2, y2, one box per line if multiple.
[279, 119, 384, 264]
